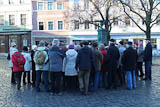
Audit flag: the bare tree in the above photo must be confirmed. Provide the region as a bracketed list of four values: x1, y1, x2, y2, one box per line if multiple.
[119, 0, 160, 39]
[70, 0, 122, 44]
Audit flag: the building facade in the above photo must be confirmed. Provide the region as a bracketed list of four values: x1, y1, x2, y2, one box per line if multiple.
[32, 0, 70, 45]
[0, 0, 32, 53]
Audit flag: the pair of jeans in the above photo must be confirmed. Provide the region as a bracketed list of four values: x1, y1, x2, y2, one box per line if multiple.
[89, 71, 100, 92]
[50, 72, 62, 93]
[23, 71, 30, 83]
[78, 70, 90, 94]
[126, 71, 136, 89]
[35, 71, 49, 92]
[145, 61, 152, 79]
[14, 72, 22, 89]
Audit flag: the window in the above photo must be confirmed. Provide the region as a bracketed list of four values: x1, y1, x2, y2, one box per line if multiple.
[124, 17, 130, 26]
[9, 15, 15, 25]
[8, 0, 14, 4]
[57, 3, 63, 10]
[20, 0, 24, 4]
[74, 20, 79, 30]
[48, 21, 53, 30]
[113, 17, 118, 25]
[48, 2, 53, 10]
[58, 21, 63, 30]
[0, 15, 4, 25]
[84, 0, 89, 9]
[85, 20, 89, 29]
[39, 22, 44, 30]
[21, 14, 26, 25]
[38, 2, 44, 10]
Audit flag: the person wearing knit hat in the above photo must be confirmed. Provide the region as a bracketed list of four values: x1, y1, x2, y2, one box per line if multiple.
[68, 44, 74, 49]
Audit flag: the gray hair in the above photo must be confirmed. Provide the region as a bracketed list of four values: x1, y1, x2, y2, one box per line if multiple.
[52, 39, 60, 46]
[39, 41, 45, 47]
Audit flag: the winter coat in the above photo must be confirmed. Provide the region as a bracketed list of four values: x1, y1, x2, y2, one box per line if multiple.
[92, 48, 103, 71]
[34, 47, 49, 71]
[104, 44, 120, 72]
[137, 45, 144, 62]
[9, 47, 18, 68]
[48, 46, 65, 72]
[144, 42, 152, 62]
[12, 52, 26, 72]
[31, 50, 36, 71]
[63, 49, 78, 76]
[118, 46, 126, 66]
[22, 52, 32, 71]
[100, 49, 107, 71]
[76, 46, 93, 71]
[122, 47, 137, 71]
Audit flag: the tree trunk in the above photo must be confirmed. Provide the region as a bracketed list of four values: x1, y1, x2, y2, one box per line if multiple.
[146, 25, 151, 39]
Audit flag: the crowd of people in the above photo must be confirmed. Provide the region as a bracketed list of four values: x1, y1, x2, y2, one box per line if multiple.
[8, 38, 152, 96]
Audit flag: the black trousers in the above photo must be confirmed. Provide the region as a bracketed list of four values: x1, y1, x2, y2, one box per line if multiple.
[117, 66, 126, 86]
[66, 76, 78, 91]
[108, 69, 118, 88]
[14, 72, 22, 89]
[137, 62, 144, 76]
[11, 68, 15, 83]
[32, 70, 36, 84]
[50, 72, 62, 93]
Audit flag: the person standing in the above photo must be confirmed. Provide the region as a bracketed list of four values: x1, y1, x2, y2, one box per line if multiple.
[63, 44, 78, 91]
[117, 41, 126, 86]
[122, 42, 137, 90]
[12, 51, 26, 90]
[9, 42, 18, 84]
[34, 41, 49, 92]
[89, 42, 103, 92]
[104, 39, 120, 89]
[48, 39, 65, 95]
[31, 45, 37, 85]
[99, 44, 107, 88]
[137, 43, 144, 77]
[22, 46, 32, 84]
[143, 39, 152, 80]
[76, 41, 93, 95]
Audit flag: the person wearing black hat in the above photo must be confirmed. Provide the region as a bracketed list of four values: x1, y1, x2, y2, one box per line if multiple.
[76, 40, 93, 95]
[104, 39, 120, 89]
[122, 42, 137, 90]
[143, 38, 152, 80]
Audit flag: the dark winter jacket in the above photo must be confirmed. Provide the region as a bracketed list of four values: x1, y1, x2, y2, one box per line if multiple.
[144, 42, 152, 62]
[122, 47, 137, 71]
[76, 46, 93, 71]
[104, 44, 120, 72]
[92, 48, 103, 71]
[48, 46, 65, 72]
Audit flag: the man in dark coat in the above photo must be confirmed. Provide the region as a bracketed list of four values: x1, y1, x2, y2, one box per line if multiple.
[143, 39, 152, 80]
[76, 41, 93, 95]
[122, 42, 137, 90]
[104, 39, 120, 89]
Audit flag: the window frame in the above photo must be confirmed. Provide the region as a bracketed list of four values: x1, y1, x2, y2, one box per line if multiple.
[58, 21, 63, 30]
[38, 22, 44, 30]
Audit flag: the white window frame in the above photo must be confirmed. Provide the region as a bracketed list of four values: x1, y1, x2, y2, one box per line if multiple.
[0, 15, 4, 26]
[57, 2, 63, 10]
[38, 2, 44, 10]
[48, 2, 53, 10]
[57, 21, 64, 30]
[48, 21, 54, 30]
[38, 21, 44, 30]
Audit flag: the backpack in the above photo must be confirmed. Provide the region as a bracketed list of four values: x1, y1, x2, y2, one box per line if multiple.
[35, 50, 46, 66]
[14, 52, 25, 67]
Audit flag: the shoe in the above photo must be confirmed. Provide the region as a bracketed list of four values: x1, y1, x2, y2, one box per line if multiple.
[139, 74, 144, 77]
[17, 85, 21, 90]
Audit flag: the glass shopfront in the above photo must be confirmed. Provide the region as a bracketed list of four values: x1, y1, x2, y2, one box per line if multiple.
[0, 36, 6, 53]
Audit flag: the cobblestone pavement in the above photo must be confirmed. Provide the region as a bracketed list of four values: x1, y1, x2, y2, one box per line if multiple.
[0, 57, 160, 107]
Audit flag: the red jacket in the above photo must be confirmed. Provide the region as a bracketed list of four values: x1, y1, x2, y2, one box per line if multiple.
[12, 52, 26, 72]
[100, 50, 107, 71]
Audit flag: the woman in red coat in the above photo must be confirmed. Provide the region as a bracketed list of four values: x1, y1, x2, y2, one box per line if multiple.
[99, 44, 107, 88]
[12, 51, 26, 90]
